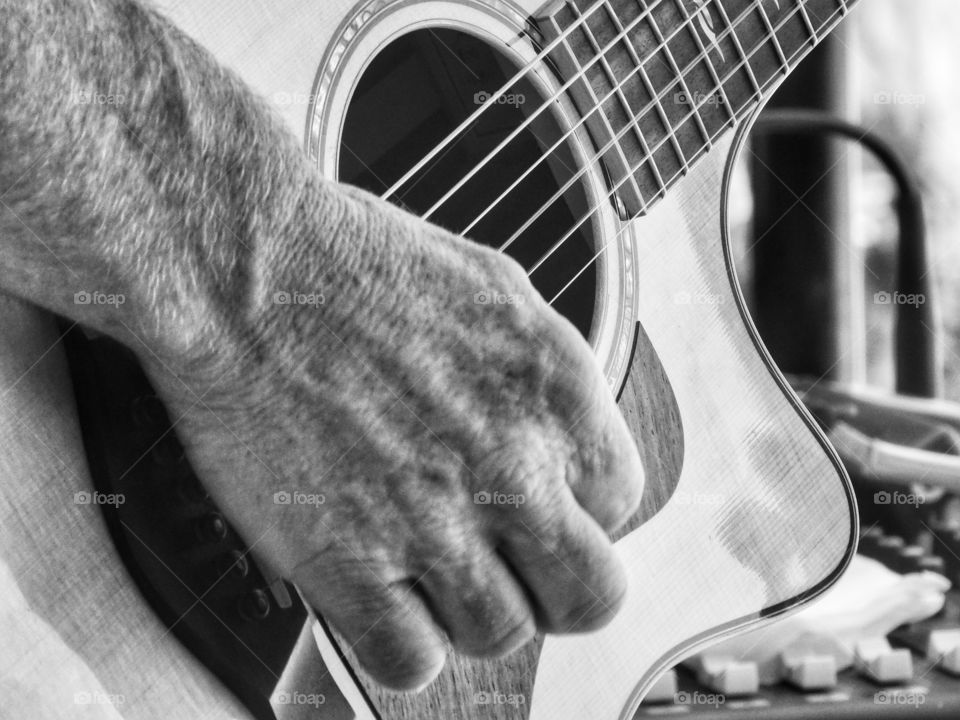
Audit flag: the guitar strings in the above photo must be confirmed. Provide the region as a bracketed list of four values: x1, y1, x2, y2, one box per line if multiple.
[400, 0, 775, 219]
[380, 0, 650, 201]
[421, 0, 807, 272]
[510, 0, 818, 272]
[543, 2, 848, 307]
[394, 0, 804, 252]
[371, 1, 846, 304]
[418, 0, 678, 222]
[491, 0, 775, 255]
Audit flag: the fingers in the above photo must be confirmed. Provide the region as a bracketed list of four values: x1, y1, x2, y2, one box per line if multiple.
[414, 546, 536, 658]
[296, 549, 537, 689]
[295, 560, 447, 691]
[539, 313, 645, 533]
[567, 394, 646, 534]
[497, 485, 628, 634]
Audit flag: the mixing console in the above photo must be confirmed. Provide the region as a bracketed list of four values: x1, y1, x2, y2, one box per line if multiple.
[636, 527, 960, 718]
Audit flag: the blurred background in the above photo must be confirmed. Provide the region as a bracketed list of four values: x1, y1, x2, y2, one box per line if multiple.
[731, 0, 960, 399]
[855, 0, 960, 395]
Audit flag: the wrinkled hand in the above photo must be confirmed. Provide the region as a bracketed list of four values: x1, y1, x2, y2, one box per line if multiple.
[141, 183, 644, 691]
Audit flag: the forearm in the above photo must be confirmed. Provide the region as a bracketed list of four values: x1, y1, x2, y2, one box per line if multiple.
[0, 0, 353, 365]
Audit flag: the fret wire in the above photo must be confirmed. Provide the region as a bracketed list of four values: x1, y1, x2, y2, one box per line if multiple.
[518, 0, 826, 256]
[602, 2, 670, 193]
[546, 1, 855, 303]
[544, 1, 850, 273]
[571, 1, 650, 203]
[712, 0, 763, 98]
[645, 8, 702, 167]
[796, 1, 819, 43]
[512, 0, 857, 261]
[493, 0, 781, 251]
[671, 0, 736, 127]
[629, 38, 686, 186]
[756, 0, 789, 72]
[480, 0, 844, 241]
[637, 50, 683, 181]
[461, 5, 704, 236]
[655, 1, 853, 195]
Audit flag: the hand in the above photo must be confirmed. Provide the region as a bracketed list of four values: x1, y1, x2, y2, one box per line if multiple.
[138, 182, 645, 691]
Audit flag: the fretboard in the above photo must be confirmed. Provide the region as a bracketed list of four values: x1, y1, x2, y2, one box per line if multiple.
[536, 0, 857, 216]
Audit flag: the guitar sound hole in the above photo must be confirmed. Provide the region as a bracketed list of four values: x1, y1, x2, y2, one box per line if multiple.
[339, 28, 598, 339]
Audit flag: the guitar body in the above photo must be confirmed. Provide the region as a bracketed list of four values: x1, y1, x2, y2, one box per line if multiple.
[334, 125, 857, 720]
[0, 1, 858, 718]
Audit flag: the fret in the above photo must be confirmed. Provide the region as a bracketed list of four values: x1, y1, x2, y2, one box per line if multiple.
[796, 1, 819, 43]
[539, 1, 663, 214]
[592, 0, 691, 208]
[651, 0, 737, 148]
[632, 58, 684, 198]
[711, 0, 763, 100]
[646, 9, 708, 162]
[642, 55, 692, 174]
[597, 0, 670, 198]
[631, 6, 693, 180]
[716, 2, 763, 116]
[755, 1, 789, 74]
[602, 4, 670, 194]
[726, 1, 784, 99]
[671, 0, 737, 133]
[643, 0, 734, 177]
[804, 0, 849, 37]
[769, 2, 818, 67]
[573, 2, 650, 206]
[533, 0, 860, 218]
[779, 0, 853, 68]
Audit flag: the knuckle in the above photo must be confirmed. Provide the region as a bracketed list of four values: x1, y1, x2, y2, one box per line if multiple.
[578, 432, 645, 533]
[475, 432, 563, 499]
[542, 335, 608, 421]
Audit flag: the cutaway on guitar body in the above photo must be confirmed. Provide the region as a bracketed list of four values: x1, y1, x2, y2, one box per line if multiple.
[529, 119, 858, 720]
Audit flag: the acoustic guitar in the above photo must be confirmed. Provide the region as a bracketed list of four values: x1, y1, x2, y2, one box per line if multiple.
[0, 0, 859, 718]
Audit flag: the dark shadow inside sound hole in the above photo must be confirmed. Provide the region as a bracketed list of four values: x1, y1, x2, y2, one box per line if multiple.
[338, 28, 598, 339]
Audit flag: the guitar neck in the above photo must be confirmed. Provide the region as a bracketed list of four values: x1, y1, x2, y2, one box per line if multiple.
[537, 0, 857, 216]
